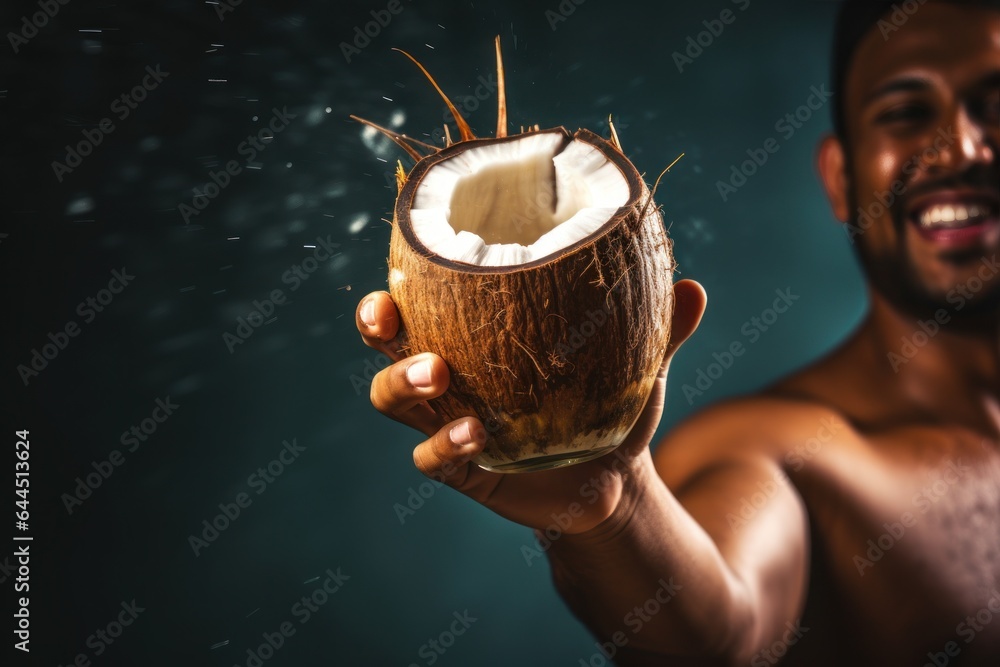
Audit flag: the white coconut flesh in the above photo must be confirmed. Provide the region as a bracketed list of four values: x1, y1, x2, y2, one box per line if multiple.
[409, 132, 631, 267]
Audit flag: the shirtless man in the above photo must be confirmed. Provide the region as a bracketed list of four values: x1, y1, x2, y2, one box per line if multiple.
[355, 1, 1000, 663]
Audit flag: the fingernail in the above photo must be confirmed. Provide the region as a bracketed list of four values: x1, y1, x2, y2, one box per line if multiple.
[360, 298, 375, 327]
[406, 360, 432, 388]
[450, 421, 474, 447]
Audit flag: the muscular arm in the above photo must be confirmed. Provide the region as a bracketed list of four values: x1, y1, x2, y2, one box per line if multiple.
[354, 285, 813, 664]
[545, 401, 812, 665]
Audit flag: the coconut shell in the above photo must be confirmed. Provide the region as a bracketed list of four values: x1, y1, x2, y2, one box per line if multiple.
[387, 127, 674, 472]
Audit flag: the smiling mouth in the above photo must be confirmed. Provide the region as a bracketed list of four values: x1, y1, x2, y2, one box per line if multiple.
[914, 202, 998, 228]
[907, 194, 1000, 246]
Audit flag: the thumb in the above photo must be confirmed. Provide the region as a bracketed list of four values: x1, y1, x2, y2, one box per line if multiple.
[619, 279, 707, 456]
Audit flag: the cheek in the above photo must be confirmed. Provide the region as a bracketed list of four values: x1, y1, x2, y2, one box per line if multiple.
[852, 135, 924, 214]
[875, 151, 902, 183]
[845, 141, 914, 252]
[863, 138, 914, 191]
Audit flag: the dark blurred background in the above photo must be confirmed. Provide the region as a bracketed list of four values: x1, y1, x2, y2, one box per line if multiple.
[1, 0, 864, 665]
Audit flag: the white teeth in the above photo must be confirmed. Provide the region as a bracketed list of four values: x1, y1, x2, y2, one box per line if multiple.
[918, 203, 994, 228]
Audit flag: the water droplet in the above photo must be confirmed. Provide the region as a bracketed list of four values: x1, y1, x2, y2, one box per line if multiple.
[139, 136, 161, 152]
[348, 213, 369, 234]
[65, 195, 95, 216]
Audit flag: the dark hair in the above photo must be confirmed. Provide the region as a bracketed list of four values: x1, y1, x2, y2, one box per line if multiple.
[831, 0, 1000, 140]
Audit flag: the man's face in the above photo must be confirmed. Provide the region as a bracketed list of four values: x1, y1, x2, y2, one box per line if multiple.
[840, 2, 1000, 319]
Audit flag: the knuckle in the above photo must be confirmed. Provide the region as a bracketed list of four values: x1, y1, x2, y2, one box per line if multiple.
[369, 363, 412, 414]
[369, 370, 394, 413]
[412, 441, 437, 476]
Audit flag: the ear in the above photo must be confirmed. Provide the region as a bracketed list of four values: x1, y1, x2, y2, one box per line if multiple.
[663, 279, 707, 363]
[816, 134, 851, 223]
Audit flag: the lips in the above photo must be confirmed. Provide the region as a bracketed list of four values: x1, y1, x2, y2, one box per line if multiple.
[906, 191, 1000, 248]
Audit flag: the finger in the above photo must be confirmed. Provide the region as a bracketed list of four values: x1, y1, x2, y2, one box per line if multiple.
[357, 291, 406, 362]
[370, 352, 449, 436]
[412, 417, 504, 504]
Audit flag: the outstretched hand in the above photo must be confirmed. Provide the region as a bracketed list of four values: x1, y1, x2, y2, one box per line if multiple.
[356, 279, 707, 534]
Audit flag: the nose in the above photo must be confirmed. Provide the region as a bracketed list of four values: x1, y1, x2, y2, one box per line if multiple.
[933, 105, 996, 172]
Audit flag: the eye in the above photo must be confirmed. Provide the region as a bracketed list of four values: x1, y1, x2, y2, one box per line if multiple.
[876, 102, 933, 125]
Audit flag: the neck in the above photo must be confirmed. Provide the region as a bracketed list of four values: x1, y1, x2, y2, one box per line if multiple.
[865, 287, 1000, 433]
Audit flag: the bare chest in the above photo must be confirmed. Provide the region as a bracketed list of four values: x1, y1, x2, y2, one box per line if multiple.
[792, 428, 1000, 665]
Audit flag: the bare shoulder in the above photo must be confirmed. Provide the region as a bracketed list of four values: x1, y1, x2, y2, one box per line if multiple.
[653, 326, 890, 490]
[653, 393, 854, 492]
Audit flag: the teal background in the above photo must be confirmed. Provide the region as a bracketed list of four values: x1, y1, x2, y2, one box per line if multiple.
[2, 0, 867, 664]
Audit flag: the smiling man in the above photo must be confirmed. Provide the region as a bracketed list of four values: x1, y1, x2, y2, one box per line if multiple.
[355, 1, 1000, 664]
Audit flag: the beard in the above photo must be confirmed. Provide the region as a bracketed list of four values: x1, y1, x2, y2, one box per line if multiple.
[846, 164, 1000, 330]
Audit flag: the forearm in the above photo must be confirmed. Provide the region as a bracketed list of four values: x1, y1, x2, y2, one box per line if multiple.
[545, 451, 755, 663]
